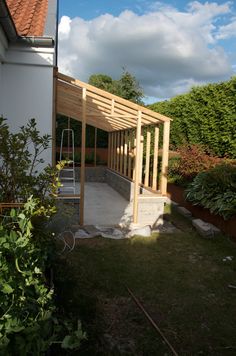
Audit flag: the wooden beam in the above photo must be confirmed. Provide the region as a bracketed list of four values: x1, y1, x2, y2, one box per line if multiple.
[144, 130, 151, 187]
[152, 126, 159, 190]
[128, 130, 132, 178]
[124, 130, 128, 177]
[160, 121, 170, 195]
[133, 111, 142, 224]
[132, 137, 136, 181]
[94, 127, 97, 167]
[139, 133, 144, 184]
[80, 88, 86, 226]
[120, 131, 124, 174]
[117, 131, 120, 172]
[111, 132, 114, 169]
[57, 73, 171, 123]
[114, 131, 117, 170]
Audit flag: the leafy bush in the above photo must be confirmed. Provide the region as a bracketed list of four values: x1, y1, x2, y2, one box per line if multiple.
[168, 144, 222, 185]
[0, 198, 86, 354]
[0, 119, 86, 353]
[185, 164, 236, 220]
[0, 117, 59, 204]
[150, 77, 236, 158]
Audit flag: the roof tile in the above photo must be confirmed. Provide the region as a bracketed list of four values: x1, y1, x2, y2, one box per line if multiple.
[6, 0, 48, 36]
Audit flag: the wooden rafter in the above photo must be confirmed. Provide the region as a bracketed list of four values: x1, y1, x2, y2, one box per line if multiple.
[56, 71, 171, 132]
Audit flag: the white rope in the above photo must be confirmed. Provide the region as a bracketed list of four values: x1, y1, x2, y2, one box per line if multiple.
[57, 230, 76, 253]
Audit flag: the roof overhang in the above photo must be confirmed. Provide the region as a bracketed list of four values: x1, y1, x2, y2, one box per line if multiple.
[56, 71, 171, 132]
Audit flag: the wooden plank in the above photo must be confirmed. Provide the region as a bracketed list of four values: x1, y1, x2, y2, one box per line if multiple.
[110, 132, 114, 169]
[132, 137, 136, 180]
[116, 131, 120, 172]
[114, 132, 117, 170]
[120, 131, 124, 174]
[144, 130, 151, 187]
[128, 130, 132, 178]
[124, 130, 128, 177]
[160, 121, 170, 195]
[94, 127, 97, 167]
[80, 87, 86, 226]
[133, 111, 142, 224]
[152, 126, 159, 190]
[57, 73, 171, 122]
[139, 133, 144, 184]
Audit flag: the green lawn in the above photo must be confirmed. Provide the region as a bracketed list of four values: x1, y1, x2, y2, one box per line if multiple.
[53, 206, 236, 355]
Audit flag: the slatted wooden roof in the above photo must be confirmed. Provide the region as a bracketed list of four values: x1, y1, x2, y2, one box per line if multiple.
[56, 72, 171, 132]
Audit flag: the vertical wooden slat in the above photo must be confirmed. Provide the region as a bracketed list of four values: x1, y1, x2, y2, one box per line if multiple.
[144, 130, 151, 187]
[124, 130, 128, 177]
[67, 117, 70, 159]
[110, 132, 114, 169]
[117, 131, 120, 172]
[109, 132, 112, 168]
[114, 132, 117, 170]
[160, 121, 170, 195]
[133, 111, 142, 224]
[94, 127, 97, 167]
[132, 137, 136, 180]
[120, 131, 124, 174]
[128, 130, 132, 178]
[139, 133, 144, 184]
[80, 87, 87, 226]
[152, 126, 159, 190]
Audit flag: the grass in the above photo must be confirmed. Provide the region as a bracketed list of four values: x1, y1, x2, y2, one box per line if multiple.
[53, 206, 236, 355]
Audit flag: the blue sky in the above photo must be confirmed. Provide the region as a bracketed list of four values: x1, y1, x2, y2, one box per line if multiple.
[58, 1, 236, 102]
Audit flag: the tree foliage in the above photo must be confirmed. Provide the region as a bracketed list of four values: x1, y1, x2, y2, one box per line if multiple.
[149, 77, 236, 158]
[89, 69, 144, 104]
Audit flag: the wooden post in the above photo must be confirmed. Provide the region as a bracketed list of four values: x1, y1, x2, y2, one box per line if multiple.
[144, 130, 151, 187]
[124, 130, 128, 177]
[128, 130, 132, 178]
[139, 133, 144, 184]
[160, 121, 170, 195]
[132, 137, 136, 180]
[67, 117, 70, 160]
[114, 131, 117, 170]
[152, 126, 159, 190]
[110, 132, 114, 169]
[80, 88, 87, 226]
[133, 111, 142, 224]
[117, 131, 120, 172]
[94, 127, 97, 167]
[120, 131, 124, 174]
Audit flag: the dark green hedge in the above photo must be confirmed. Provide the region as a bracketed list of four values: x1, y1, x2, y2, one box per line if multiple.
[149, 77, 236, 158]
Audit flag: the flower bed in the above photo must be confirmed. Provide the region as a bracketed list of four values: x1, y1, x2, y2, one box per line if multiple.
[167, 183, 236, 240]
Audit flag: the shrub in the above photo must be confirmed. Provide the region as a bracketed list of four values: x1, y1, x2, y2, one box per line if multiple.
[0, 117, 58, 204]
[185, 164, 236, 220]
[150, 77, 236, 158]
[0, 198, 86, 354]
[168, 144, 222, 185]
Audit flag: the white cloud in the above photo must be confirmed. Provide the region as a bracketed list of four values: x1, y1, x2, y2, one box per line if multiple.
[58, 1, 234, 99]
[216, 17, 236, 39]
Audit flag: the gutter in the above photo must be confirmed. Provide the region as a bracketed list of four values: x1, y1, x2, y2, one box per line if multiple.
[0, 0, 54, 47]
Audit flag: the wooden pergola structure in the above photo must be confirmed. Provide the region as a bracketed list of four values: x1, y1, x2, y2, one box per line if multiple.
[53, 71, 171, 226]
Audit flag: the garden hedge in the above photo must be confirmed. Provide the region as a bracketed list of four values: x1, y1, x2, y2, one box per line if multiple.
[149, 77, 236, 158]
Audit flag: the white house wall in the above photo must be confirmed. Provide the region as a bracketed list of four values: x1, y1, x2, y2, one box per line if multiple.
[1, 45, 54, 166]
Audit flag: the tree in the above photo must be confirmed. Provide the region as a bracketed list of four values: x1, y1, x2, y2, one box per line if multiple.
[88, 69, 144, 104]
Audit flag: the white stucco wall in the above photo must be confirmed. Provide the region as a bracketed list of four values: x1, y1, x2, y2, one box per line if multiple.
[0, 45, 55, 167]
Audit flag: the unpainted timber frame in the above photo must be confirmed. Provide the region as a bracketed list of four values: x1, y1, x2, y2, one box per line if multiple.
[55, 70, 171, 225]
